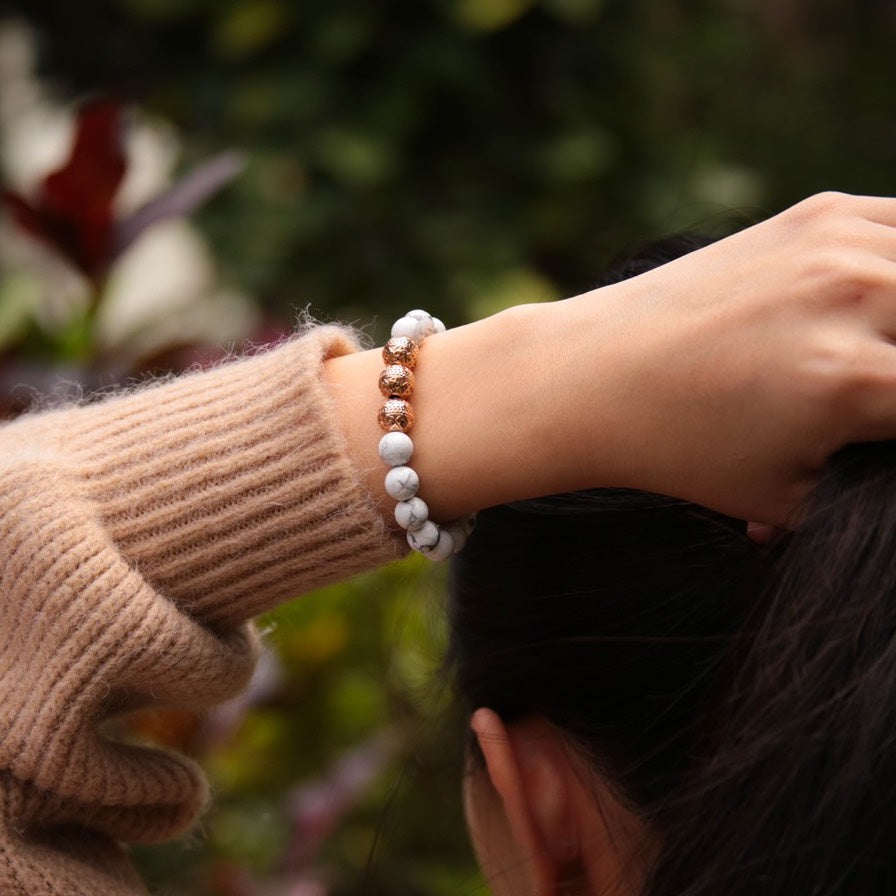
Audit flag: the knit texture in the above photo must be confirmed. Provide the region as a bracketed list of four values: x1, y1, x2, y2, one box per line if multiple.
[0, 327, 403, 894]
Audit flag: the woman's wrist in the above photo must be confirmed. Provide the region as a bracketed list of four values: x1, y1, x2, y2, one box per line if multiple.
[322, 299, 625, 526]
[332, 193, 896, 529]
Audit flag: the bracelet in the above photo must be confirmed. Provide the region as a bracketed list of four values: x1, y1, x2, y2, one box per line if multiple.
[377, 309, 475, 561]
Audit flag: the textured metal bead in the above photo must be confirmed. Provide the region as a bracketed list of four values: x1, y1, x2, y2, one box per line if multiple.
[378, 398, 414, 432]
[383, 336, 420, 369]
[378, 309, 465, 559]
[379, 364, 415, 399]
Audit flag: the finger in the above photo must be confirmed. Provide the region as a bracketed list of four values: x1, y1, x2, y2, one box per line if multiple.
[813, 193, 896, 228]
[839, 339, 896, 442]
[746, 521, 777, 543]
[849, 256, 896, 338]
[847, 221, 896, 265]
[853, 194, 896, 228]
[786, 193, 896, 229]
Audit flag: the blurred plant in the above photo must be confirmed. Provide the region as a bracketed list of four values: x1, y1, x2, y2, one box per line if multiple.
[280, 730, 399, 893]
[0, 23, 484, 896]
[0, 96, 245, 385]
[2, 99, 244, 289]
[2, 100, 127, 287]
[11, 2, 889, 893]
[129, 561, 481, 896]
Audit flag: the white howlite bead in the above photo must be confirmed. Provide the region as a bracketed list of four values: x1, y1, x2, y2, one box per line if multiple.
[426, 528, 456, 562]
[385, 466, 419, 500]
[378, 432, 414, 467]
[407, 520, 440, 551]
[395, 496, 429, 531]
[405, 309, 436, 337]
[391, 316, 426, 341]
[444, 521, 468, 553]
[432, 316, 446, 333]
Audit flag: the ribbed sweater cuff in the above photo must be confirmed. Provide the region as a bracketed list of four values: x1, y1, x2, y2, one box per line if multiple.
[57, 326, 403, 626]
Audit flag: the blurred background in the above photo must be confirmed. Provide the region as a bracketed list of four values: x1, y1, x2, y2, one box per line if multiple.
[0, 1, 894, 893]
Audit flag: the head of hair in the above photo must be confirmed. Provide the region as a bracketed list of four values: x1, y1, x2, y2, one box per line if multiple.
[446, 235, 896, 896]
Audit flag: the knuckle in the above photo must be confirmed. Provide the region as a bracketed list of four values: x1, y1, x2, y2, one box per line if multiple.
[777, 192, 861, 254]
[803, 333, 865, 402]
[805, 248, 883, 306]
[843, 355, 896, 426]
[793, 190, 852, 223]
[829, 250, 874, 287]
[855, 348, 896, 392]
[821, 339, 891, 408]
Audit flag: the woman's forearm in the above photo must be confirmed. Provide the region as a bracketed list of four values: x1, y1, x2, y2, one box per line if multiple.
[327, 192, 896, 528]
[322, 300, 629, 524]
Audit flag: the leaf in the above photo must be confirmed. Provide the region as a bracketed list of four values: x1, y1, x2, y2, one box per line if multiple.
[113, 150, 246, 257]
[1, 190, 44, 242]
[39, 99, 127, 276]
[1, 99, 127, 280]
[0, 273, 41, 353]
[284, 731, 397, 872]
[454, 0, 535, 31]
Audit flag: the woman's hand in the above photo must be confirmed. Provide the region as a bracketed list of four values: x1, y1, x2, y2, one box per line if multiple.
[325, 192, 896, 528]
[560, 191, 896, 524]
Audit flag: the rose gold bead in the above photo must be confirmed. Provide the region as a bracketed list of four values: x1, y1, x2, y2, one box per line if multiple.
[379, 364, 415, 399]
[378, 398, 415, 432]
[383, 336, 419, 369]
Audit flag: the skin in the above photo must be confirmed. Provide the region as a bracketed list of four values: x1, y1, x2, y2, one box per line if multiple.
[465, 710, 652, 896]
[324, 192, 896, 529]
[323, 191, 896, 893]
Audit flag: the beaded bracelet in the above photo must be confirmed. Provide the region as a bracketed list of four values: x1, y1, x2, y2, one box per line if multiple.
[377, 310, 475, 561]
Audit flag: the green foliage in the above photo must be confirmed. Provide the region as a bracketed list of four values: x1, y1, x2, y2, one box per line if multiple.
[131, 559, 478, 895]
[11, 0, 895, 341]
[3, 1, 896, 892]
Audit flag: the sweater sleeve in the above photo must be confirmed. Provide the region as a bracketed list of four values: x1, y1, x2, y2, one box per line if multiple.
[0, 326, 404, 895]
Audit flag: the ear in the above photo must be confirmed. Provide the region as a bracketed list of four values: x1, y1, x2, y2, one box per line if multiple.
[471, 707, 578, 894]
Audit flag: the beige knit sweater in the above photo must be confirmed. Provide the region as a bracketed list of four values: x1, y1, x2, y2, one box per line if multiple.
[0, 327, 403, 895]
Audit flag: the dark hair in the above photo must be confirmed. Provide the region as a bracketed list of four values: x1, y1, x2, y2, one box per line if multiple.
[447, 236, 896, 895]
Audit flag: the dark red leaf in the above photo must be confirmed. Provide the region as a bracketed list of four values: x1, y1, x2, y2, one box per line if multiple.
[2, 187, 89, 274]
[1, 190, 45, 242]
[13, 99, 129, 278]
